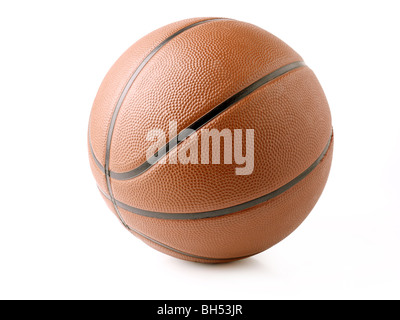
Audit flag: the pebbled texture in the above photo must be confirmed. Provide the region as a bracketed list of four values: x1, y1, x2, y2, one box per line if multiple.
[106, 19, 302, 173]
[88, 18, 333, 262]
[101, 137, 333, 262]
[88, 17, 217, 166]
[108, 66, 331, 213]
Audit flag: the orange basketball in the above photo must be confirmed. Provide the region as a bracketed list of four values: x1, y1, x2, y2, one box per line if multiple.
[88, 17, 333, 263]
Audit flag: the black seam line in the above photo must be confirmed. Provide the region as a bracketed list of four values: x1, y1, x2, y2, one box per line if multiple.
[98, 131, 333, 220]
[97, 186, 252, 261]
[101, 18, 229, 228]
[127, 225, 252, 261]
[91, 60, 307, 180]
[88, 130, 104, 171]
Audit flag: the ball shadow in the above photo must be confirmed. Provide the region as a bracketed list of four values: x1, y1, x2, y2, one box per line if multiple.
[170, 255, 270, 273]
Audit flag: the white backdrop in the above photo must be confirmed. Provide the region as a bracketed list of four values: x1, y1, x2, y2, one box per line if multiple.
[0, 0, 399, 300]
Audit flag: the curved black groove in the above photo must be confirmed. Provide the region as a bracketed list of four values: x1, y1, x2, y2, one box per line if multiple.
[89, 19, 327, 261]
[90, 61, 307, 180]
[98, 18, 227, 228]
[98, 132, 332, 220]
[126, 226, 253, 262]
[88, 131, 104, 171]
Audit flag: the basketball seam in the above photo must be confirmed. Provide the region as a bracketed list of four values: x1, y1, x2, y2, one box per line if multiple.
[128, 227, 254, 261]
[113, 61, 306, 180]
[88, 19, 333, 262]
[89, 61, 307, 179]
[98, 132, 333, 219]
[101, 137, 333, 261]
[93, 18, 229, 229]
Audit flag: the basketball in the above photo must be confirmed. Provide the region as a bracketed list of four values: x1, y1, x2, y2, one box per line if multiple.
[88, 17, 333, 263]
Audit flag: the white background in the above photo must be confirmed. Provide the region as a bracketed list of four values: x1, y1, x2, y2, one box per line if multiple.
[0, 0, 399, 300]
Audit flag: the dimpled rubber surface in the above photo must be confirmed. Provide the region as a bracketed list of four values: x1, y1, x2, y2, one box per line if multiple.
[88, 18, 333, 262]
[89, 17, 215, 166]
[100, 137, 333, 263]
[99, 19, 302, 173]
[109, 67, 331, 213]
